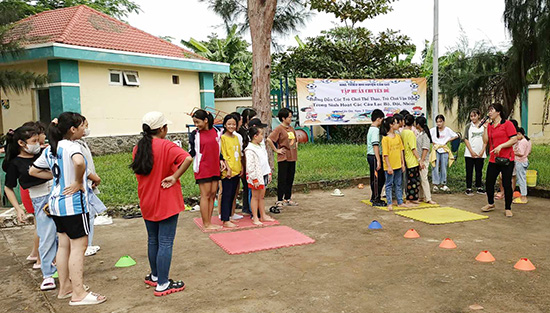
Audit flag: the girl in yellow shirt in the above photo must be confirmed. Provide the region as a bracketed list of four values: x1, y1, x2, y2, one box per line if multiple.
[381, 116, 407, 211]
[220, 115, 243, 228]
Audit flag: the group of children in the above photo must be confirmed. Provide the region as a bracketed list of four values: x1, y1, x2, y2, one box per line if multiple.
[4, 113, 108, 305]
[367, 106, 532, 212]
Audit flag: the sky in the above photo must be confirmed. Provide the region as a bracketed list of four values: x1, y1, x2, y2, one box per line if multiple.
[127, 0, 510, 62]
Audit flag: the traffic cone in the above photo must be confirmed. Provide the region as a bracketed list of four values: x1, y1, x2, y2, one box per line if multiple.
[514, 258, 536, 271]
[115, 255, 137, 268]
[368, 220, 382, 229]
[439, 238, 457, 249]
[404, 229, 420, 238]
[475, 250, 496, 262]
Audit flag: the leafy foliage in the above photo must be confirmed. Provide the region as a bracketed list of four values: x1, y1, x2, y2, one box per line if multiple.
[309, 0, 395, 26]
[33, 0, 141, 19]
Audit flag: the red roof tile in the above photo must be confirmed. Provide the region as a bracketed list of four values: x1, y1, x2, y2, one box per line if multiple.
[12, 5, 206, 60]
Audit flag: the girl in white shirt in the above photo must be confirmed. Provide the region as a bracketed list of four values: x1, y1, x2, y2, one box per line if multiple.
[463, 109, 487, 195]
[430, 115, 458, 192]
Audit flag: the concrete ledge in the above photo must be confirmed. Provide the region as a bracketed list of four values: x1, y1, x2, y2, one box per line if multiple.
[84, 132, 189, 155]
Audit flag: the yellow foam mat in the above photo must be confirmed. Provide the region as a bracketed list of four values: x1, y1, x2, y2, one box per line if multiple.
[361, 200, 440, 211]
[394, 207, 489, 224]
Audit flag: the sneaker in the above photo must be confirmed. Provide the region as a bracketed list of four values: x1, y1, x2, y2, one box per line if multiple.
[432, 186, 439, 192]
[441, 185, 450, 192]
[465, 189, 474, 196]
[477, 188, 486, 195]
[231, 213, 243, 220]
[372, 200, 387, 207]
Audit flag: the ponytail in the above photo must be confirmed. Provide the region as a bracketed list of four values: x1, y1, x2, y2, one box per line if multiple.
[381, 116, 394, 137]
[130, 124, 161, 175]
[416, 116, 432, 143]
[192, 109, 214, 130]
[47, 112, 85, 157]
[2, 126, 37, 171]
[404, 114, 415, 127]
[435, 114, 445, 138]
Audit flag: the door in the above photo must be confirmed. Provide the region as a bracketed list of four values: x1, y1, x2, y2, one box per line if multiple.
[37, 89, 51, 125]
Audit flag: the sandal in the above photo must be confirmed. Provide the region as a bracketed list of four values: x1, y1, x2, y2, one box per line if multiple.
[481, 204, 495, 212]
[85, 246, 100, 257]
[144, 274, 158, 287]
[40, 277, 56, 291]
[284, 200, 299, 206]
[69, 292, 106, 306]
[26, 255, 38, 262]
[154, 279, 185, 297]
[269, 206, 281, 214]
[275, 201, 284, 207]
[58, 285, 90, 299]
[33, 263, 41, 270]
[513, 198, 528, 204]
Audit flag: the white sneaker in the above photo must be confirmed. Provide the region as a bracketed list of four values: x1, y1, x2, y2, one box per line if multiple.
[85, 246, 100, 257]
[441, 185, 450, 192]
[94, 215, 113, 225]
[231, 214, 243, 220]
[432, 186, 439, 192]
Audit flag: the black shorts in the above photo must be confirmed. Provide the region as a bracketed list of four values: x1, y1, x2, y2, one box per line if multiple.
[52, 213, 90, 239]
[196, 176, 221, 184]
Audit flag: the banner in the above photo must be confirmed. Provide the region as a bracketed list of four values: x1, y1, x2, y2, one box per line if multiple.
[296, 78, 427, 125]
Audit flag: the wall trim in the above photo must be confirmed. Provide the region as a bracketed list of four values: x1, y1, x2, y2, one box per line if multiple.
[47, 82, 81, 87]
[199, 89, 215, 93]
[215, 97, 253, 102]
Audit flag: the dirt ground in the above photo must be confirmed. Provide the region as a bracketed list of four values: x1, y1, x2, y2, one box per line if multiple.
[1, 188, 549, 313]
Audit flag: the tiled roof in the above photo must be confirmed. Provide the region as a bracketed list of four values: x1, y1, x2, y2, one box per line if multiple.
[11, 5, 206, 60]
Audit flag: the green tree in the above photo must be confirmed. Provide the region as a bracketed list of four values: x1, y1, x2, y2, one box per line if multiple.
[182, 25, 253, 98]
[309, 0, 395, 27]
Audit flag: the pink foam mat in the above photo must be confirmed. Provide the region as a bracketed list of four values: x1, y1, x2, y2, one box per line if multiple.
[193, 216, 280, 233]
[209, 226, 316, 255]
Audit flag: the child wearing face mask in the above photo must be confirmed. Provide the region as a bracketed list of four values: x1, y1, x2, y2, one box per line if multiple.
[2, 125, 57, 291]
[75, 117, 106, 257]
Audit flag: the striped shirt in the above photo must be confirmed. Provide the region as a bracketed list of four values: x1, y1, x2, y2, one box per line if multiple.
[33, 140, 88, 217]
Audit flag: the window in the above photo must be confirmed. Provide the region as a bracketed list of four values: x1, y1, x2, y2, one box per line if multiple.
[109, 70, 122, 85]
[123, 71, 140, 86]
[172, 75, 180, 84]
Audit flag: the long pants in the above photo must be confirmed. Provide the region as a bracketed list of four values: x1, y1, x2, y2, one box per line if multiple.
[367, 155, 385, 202]
[418, 160, 432, 202]
[144, 214, 179, 285]
[406, 166, 420, 201]
[465, 157, 485, 189]
[241, 175, 251, 214]
[221, 176, 240, 221]
[515, 161, 529, 196]
[385, 168, 403, 205]
[87, 192, 107, 246]
[432, 152, 449, 185]
[32, 195, 58, 278]
[277, 161, 296, 201]
[486, 162, 514, 210]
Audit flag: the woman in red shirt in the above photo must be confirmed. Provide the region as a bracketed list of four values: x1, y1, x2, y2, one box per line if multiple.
[131, 112, 193, 296]
[481, 103, 518, 217]
[189, 110, 223, 230]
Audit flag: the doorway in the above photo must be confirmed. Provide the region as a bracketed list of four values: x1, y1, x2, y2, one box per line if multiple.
[36, 89, 51, 125]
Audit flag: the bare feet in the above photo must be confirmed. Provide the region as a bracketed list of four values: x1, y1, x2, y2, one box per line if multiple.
[223, 221, 238, 228]
[481, 204, 495, 212]
[410, 200, 420, 204]
[387, 205, 393, 211]
[426, 200, 437, 205]
[204, 224, 222, 230]
[397, 203, 409, 208]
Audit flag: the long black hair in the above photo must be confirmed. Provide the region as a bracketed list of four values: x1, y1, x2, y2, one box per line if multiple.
[48, 112, 85, 157]
[242, 108, 257, 126]
[130, 124, 163, 175]
[435, 114, 445, 138]
[248, 126, 262, 141]
[404, 114, 415, 127]
[381, 116, 395, 137]
[517, 127, 530, 141]
[222, 114, 239, 134]
[192, 109, 214, 130]
[488, 103, 507, 121]
[416, 116, 432, 143]
[22, 121, 47, 135]
[2, 126, 38, 171]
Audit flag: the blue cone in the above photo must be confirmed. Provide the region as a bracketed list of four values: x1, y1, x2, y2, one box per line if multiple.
[368, 220, 383, 230]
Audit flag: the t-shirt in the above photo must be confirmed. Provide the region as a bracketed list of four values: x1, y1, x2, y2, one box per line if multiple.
[366, 126, 382, 155]
[5, 155, 50, 190]
[381, 134, 404, 170]
[487, 120, 517, 163]
[464, 122, 486, 158]
[430, 127, 458, 153]
[268, 124, 298, 162]
[194, 128, 221, 180]
[133, 138, 190, 222]
[416, 131, 431, 161]
[514, 138, 531, 163]
[401, 129, 419, 168]
[221, 133, 242, 179]
[33, 140, 88, 217]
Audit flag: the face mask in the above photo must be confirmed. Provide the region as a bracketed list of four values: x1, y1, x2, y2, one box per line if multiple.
[24, 143, 41, 155]
[84, 128, 91, 137]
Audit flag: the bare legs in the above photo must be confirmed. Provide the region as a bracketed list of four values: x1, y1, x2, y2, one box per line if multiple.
[199, 181, 221, 230]
[250, 188, 274, 225]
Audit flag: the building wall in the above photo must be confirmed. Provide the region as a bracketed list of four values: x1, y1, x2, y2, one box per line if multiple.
[0, 61, 48, 132]
[79, 62, 200, 136]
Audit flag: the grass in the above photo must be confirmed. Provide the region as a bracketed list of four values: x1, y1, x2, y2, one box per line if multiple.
[93, 143, 550, 206]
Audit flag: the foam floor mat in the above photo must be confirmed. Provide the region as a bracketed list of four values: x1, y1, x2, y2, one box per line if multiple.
[193, 216, 279, 233]
[394, 207, 489, 224]
[209, 226, 315, 255]
[361, 200, 440, 211]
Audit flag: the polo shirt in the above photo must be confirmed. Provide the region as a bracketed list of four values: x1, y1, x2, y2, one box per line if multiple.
[487, 120, 517, 163]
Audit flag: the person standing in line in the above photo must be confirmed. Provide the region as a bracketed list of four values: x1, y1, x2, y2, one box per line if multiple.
[463, 109, 487, 196]
[220, 114, 243, 228]
[130, 111, 193, 296]
[513, 127, 531, 204]
[481, 103, 518, 217]
[415, 117, 437, 204]
[238, 109, 257, 215]
[430, 115, 458, 192]
[366, 109, 386, 206]
[267, 108, 299, 208]
[381, 116, 407, 211]
[401, 115, 421, 205]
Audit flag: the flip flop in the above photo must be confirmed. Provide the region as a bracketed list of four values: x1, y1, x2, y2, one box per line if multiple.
[58, 285, 90, 299]
[69, 292, 106, 306]
[26, 255, 38, 262]
[33, 263, 41, 270]
[40, 277, 56, 291]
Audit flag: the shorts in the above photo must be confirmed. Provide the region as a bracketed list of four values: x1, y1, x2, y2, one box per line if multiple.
[52, 213, 90, 239]
[196, 176, 221, 184]
[248, 175, 269, 190]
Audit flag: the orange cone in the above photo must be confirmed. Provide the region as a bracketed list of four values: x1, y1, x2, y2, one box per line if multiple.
[514, 258, 536, 271]
[439, 238, 457, 249]
[475, 250, 496, 262]
[357, 184, 364, 189]
[403, 229, 420, 238]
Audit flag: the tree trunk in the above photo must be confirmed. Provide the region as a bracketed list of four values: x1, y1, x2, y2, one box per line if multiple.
[248, 0, 277, 168]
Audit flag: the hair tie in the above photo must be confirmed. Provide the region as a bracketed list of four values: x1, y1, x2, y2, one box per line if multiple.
[51, 118, 58, 125]
[7, 129, 14, 135]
